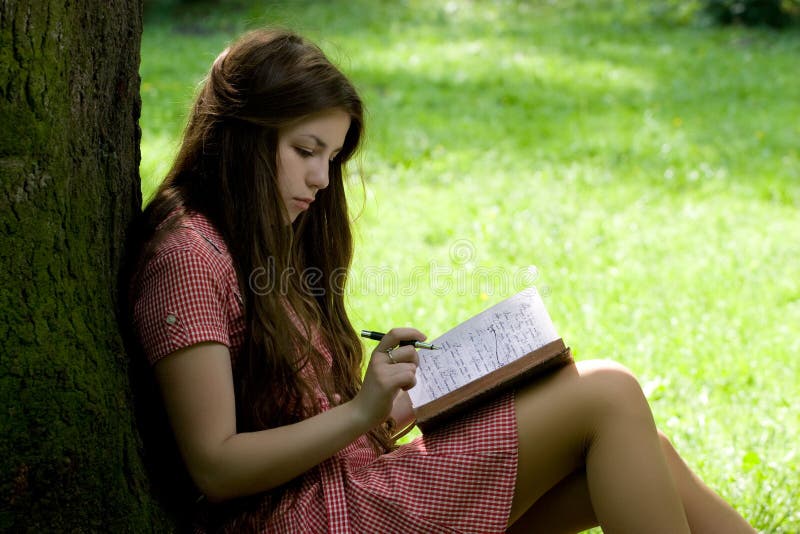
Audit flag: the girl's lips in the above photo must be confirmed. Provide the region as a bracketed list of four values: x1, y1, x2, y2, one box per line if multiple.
[293, 198, 312, 210]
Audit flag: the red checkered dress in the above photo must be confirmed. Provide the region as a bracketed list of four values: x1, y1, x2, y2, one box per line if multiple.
[132, 210, 519, 533]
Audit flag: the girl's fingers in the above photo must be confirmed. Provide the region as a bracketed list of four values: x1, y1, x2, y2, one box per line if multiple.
[373, 327, 426, 353]
[387, 362, 417, 391]
[374, 345, 419, 366]
[369, 352, 417, 391]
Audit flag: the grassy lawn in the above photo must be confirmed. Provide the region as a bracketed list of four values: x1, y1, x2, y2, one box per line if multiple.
[140, 1, 800, 531]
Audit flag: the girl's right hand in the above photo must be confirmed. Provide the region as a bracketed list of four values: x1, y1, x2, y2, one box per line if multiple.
[351, 327, 425, 428]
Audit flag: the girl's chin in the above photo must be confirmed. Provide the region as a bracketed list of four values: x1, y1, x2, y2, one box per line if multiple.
[287, 211, 302, 225]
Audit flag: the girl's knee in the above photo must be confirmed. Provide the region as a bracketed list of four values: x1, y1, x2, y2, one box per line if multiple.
[576, 359, 650, 415]
[577, 358, 637, 378]
[514, 359, 651, 431]
[577, 359, 640, 387]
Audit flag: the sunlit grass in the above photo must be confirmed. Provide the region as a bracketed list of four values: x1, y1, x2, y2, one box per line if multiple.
[140, 1, 800, 531]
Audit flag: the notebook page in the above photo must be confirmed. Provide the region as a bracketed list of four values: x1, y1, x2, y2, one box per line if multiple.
[408, 287, 558, 407]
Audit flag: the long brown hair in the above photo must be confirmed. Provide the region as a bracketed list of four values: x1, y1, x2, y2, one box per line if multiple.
[129, 28, 393, 525]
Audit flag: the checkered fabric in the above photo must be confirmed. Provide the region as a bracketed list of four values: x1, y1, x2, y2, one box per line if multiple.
[132, 210, 519, 533]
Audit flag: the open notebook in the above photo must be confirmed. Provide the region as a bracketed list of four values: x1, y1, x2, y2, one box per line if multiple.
[409, 287, 572, 432]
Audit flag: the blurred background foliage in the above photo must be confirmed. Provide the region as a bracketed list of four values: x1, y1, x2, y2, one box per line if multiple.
[702, 0, 800, 27]
[138, 1, 799, 532]
[144, 0, 800, 28]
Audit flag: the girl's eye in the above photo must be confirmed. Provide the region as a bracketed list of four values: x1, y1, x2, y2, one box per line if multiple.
[294, 147, 314, 158]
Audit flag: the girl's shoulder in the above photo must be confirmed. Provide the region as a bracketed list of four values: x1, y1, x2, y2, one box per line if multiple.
[154, 209, 230, 262]
[136, 209, 240, 305]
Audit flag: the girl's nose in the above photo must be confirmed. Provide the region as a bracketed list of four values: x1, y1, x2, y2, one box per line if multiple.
[309, 159, 330, 190]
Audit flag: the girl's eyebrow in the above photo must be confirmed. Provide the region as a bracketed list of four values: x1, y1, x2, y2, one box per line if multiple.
[298, 134, 326, 147]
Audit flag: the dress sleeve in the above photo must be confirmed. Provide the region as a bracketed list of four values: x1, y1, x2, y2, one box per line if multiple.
[132, 243, 231, 365]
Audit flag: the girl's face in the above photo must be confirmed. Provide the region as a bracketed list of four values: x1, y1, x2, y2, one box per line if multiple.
[276, 109, 351, 222]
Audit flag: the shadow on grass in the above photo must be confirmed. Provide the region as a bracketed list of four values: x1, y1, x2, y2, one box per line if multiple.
[141, 0, 800, 204]
[342, 2, 799, 198]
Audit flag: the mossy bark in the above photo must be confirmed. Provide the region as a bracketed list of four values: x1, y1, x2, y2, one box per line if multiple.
[0, 1, 172, 530]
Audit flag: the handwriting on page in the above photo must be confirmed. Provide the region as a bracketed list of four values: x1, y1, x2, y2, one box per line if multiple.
[408, 288, 558, 407]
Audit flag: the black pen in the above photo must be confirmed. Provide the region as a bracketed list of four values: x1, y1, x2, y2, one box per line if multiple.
[360, 330, 440, 350]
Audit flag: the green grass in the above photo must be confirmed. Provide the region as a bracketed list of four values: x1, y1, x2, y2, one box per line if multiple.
[140, 1, 800, 531]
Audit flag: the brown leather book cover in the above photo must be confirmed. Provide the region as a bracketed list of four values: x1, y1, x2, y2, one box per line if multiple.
[414, 338, 573, 432]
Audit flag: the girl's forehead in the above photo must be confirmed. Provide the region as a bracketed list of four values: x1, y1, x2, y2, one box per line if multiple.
[280, 110, 351, 142]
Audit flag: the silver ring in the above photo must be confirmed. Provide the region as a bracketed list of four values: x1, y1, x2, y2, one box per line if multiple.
[385, 348, 397, 364]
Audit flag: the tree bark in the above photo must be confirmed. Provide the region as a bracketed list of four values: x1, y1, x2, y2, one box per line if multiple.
[0, 1, 171, 529]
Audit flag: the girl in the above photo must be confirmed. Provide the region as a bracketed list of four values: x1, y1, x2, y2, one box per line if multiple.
[128, 29, 755, 532]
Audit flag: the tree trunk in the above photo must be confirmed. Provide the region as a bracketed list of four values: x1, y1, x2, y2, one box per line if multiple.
[0, 1, 171, 529]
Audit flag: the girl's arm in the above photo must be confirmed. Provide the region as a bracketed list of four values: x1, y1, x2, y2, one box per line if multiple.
[154, 328, 423, 502]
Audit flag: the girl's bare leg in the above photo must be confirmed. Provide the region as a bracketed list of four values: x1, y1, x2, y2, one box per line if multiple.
[507, 467, 597, 534]
[658, 432, 755, 533]
[507, 359, 690, 533]
[507, 360, 755, 533]
[509, 435, 755, 533]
